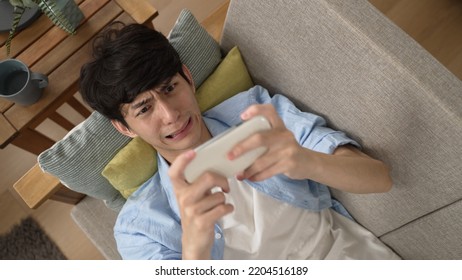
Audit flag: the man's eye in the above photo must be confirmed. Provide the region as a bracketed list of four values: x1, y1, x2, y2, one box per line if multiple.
[165, 84, 175, 93]
[137, 106, 151, 116]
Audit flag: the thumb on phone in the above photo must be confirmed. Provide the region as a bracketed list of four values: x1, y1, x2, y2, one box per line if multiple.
[168, 150, 196, 184]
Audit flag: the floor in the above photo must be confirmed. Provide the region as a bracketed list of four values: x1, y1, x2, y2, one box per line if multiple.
[369, 0, 462, 79]
[0, 0, 461, 259]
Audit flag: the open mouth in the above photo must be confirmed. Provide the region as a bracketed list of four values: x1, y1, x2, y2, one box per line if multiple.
[165, 117, 192, 140]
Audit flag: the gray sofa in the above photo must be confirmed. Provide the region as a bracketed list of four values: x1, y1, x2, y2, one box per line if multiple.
[71, 0, 462, 259]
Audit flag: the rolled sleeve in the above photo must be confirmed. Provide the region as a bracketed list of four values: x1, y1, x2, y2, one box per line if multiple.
[270, 93, 360, 154]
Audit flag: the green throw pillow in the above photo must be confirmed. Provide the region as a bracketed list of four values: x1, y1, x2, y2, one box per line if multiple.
[102, 47, 254, 198]
[102, 137, 157, 198]
[196, 47, 254, 112]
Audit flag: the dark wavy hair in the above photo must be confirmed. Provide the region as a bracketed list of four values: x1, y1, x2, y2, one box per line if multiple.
[80, 22, 187, 127]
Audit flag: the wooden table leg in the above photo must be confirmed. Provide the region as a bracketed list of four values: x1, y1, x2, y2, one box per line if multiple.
[49, 111, 75, 131]
[67, 96, 91, 118]
[13, 163, 85, 209]
[50, 185, 86, 205]
[11, 127, 55, 155]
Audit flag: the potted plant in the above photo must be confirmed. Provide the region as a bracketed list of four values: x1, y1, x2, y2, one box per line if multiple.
[3, 0, 84, 56]
[0, 1, 42, 34]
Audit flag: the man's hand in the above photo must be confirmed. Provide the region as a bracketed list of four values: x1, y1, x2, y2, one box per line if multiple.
[168, 150, 234, 259]
[228, 104, 309, 181]
[228, 104, 392, 193]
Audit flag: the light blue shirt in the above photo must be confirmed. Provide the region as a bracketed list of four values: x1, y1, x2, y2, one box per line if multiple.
[114, 86, 359, 260]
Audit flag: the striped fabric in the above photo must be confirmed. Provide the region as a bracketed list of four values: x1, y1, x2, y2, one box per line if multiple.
[38, 9, 222, 211]
[39, 112, 131, 211]
[168, 9, 222, 88]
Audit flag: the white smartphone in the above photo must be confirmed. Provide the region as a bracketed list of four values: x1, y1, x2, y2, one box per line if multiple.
[184, 115, 272, 183]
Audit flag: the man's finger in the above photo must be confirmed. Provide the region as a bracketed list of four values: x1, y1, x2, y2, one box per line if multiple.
[195, 171, 231, 194]
[168, 150, 196, 183]
[240, 104, 284, 128]
[227, 130, 270, 160]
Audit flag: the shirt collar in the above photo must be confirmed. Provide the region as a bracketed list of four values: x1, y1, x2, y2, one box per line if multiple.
[157, 154, 181, 219]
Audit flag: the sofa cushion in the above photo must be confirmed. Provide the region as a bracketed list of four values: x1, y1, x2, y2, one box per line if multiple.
[71, 196, 122, 260]
[380, 200, 462, 259]
[221, 0, 462, 237]
[38, 9, 222, 211]
[102, 46, 254, 198]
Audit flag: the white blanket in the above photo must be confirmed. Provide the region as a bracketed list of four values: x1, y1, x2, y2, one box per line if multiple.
[221, 178, 400, 260]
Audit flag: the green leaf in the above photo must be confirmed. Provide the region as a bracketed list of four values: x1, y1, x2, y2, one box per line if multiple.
[5, 5, 25, 56]
[4, 0, 83, 55]
[9, 0, 36, 8]
[35, 0, 77, 34]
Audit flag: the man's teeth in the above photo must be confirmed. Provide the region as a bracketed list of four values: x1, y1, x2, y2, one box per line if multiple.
[166, 119, 189, 139]
[167, 132, 179, 138]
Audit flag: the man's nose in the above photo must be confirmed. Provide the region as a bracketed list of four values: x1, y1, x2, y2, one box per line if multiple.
[157, 99, 179, 124]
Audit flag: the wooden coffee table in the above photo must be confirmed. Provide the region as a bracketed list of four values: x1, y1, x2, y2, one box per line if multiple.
[0, 0, 156, 208]
[0, 0, 157, 155]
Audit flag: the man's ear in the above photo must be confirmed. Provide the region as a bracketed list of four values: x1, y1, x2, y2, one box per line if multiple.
[182, 64, 195, 91]
[111, 119, 137, 138]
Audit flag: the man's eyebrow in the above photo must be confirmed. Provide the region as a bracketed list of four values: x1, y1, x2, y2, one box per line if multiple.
[131, 97, 152, 110]
[128, 75, 176, 111]
[157, 76, 174, 89]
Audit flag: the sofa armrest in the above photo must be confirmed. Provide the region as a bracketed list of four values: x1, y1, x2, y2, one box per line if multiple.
[13, 163, 85, 209]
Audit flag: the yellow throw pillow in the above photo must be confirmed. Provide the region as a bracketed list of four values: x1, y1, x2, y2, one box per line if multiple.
[101, 46, 254, 198]
[196, 47, 254, 111]
[102, 137, 157, 198]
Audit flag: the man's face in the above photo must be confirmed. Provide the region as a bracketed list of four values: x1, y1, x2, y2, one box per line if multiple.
[112, 65, 210, 163]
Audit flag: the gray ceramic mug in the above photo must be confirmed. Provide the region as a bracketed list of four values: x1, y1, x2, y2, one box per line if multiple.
[0, 59, 48, 106]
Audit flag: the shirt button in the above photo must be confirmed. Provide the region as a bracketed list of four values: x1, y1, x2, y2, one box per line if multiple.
[215, 233, 222, 239]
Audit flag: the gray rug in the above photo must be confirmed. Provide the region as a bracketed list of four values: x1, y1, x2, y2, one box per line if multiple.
[0, 217, 66, 260]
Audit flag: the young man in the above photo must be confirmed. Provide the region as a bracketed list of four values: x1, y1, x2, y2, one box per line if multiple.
[80, 23, 399, 259]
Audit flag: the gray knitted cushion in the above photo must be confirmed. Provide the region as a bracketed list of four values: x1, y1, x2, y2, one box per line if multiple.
[168, 9, 222, 87]
[39, 112, 130, 211]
